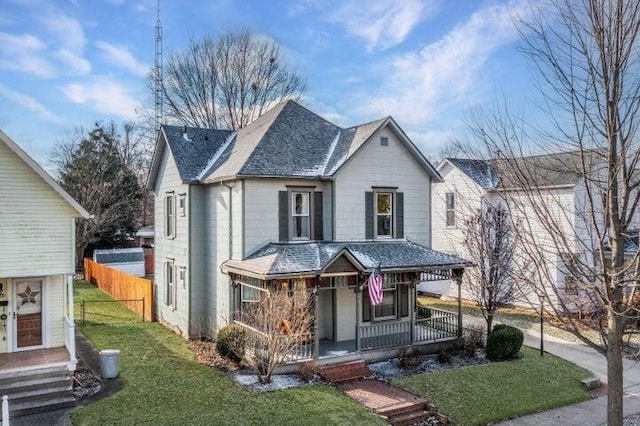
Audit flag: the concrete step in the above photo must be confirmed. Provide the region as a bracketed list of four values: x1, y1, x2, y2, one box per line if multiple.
[10, 394, 76, 417]
[0, 364, 76, 417]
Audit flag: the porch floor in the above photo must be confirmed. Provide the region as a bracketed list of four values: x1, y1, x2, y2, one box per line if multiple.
[319, 339, 356, 358]
[0, 347, 71, 373]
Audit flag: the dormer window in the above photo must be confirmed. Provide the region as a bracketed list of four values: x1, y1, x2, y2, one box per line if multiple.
[291, 192, 310, 240]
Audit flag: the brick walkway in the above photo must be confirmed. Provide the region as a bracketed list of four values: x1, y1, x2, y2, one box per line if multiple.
[338, 380, 427, 413]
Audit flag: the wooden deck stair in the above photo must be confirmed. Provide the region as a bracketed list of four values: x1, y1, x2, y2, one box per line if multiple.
[0, 364, 76, 417]
[318, 360, 373, 383]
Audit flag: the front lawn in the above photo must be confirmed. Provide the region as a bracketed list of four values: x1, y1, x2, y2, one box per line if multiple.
[72, 281, 593, 426]
[395, 346, 592, 426]
[71, 281, 384, 426]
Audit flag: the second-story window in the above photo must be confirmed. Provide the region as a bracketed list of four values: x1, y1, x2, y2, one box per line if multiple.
[376, 192, 393, 237]
[165, 194, 176, 238]
[291, 192, 310, 239]
[445, 192, 455, 227]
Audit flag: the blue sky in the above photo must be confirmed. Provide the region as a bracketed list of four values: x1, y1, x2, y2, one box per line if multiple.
[0, 0, 537, 167]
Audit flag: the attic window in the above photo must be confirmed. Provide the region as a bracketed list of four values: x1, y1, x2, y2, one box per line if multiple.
[380, 137, 389, 147]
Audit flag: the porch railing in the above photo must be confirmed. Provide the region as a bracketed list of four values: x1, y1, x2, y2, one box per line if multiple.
[359, 307, 459, 351]
[233, 321, 314, 363]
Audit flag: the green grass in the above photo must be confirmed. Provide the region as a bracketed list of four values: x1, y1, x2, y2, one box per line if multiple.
[395, 346, 592, 426]
[71, 281, 384, 426]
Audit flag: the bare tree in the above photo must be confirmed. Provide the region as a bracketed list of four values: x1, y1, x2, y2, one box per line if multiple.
[463, 1, 640, 422]
[463, 204, 519, 335]
[155, 28, 306, 131]
[229, 289, 313, 384]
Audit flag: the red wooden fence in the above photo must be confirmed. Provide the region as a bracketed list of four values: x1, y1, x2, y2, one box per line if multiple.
[84, 258, 154, 321]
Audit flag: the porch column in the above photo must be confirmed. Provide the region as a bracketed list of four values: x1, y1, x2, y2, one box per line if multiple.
[410, 278, 416, 343]
[313, 288, 319, 359]
[455, 269, 463, 338]
[355, 280, 362, 352]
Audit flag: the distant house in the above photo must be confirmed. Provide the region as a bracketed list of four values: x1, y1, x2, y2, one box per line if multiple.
[428, 151, 629, 307]
[94, 247, 146, 277]
[148, 100, 470, 365]
[0, 128, 90, 414]
[135, 225, 154, 247]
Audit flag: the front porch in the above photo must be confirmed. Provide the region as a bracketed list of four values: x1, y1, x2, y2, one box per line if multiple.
[0, 347, 72, 373]
[222, 240, 470, 365]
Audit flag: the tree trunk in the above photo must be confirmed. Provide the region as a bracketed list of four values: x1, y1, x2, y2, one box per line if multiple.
[486, 313, 494, 336]
[607, 308, 624, 426]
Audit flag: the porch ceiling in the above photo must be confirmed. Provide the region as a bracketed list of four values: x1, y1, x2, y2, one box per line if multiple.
[222, 240, 471, 280]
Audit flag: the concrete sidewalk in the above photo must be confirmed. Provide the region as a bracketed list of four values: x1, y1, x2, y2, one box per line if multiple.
[465, 314, 640, 425]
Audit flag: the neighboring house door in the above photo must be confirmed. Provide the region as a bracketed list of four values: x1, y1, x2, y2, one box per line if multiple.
[14, 279, 43, 349]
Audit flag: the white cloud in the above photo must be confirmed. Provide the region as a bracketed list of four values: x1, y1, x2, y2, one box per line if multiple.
[61, 78, 141, 117]
[55, 49, 91, 74]
[96, 41, 149, 76]
[0, 32, 54, 78]
[331, 0, 433, 51]
[42, 14, 86, 52]
[357, 0, 534, 125]
[0, 84, 58, 121]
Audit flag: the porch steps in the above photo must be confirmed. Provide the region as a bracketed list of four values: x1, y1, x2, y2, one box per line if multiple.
[338, 379, 449, 426]
[0, 364, 75, 417]
[318, 360, 373, 383]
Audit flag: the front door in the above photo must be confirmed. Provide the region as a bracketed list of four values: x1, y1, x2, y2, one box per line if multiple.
[14, 279, 43, 349]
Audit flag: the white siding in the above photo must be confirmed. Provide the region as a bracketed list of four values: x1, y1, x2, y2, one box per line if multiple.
[153, 146, 191, 336]
[333, 126, 431, 244]
[0, 140, 77, 277]
[335, 288, 356, 341]
[243, 179, 330, 255]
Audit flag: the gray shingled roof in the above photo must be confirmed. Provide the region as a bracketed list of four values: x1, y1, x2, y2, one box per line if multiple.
[222, 240, 470, 278]
[446, 150, 604, 190]
[446, 158, 498, 190]
[94, 248, 145, 264]
[162, 126, 235, 183]
[155, 100, 438, 184]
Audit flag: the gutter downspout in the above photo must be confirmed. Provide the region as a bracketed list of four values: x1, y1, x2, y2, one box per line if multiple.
[222, 181, 235, 326]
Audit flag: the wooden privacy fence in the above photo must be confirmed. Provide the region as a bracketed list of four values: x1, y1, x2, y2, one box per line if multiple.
[84, 258, 154, 321]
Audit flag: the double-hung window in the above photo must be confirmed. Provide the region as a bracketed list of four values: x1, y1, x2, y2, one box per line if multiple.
[165, 259, 176, 310]
[362, 282, 409, 322]
[445, 192, 455, 227]
[376, 192, 393, 238]
[291, 191, 310, 240]
[165, 194, 176, 238]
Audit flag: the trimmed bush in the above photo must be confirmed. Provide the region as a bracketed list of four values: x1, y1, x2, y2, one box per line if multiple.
[297, 361, 318, 382]
[486, 324, 524, 361]
[464, 323, 485, 358]
[215, 325, 246, 363]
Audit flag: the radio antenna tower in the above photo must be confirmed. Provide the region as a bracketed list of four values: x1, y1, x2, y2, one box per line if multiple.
[154, 0, 163, 134]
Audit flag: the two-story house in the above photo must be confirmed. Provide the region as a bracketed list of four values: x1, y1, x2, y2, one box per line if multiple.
[428, 151, 613, 307]
[0, 129, 90, 415]
[148, 101, 469, 363]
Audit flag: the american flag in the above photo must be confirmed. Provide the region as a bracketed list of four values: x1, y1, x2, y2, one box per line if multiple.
[368, 264, 383, 305]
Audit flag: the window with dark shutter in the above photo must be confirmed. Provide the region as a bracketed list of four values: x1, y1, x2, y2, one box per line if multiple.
[399, 284, 409, 317]
[396, 192, 404, 239]
[365, 192, 374, 239]
[362, 290, 371, 322]
[278, 191, 289, 241]
[314, 192, 323, 240]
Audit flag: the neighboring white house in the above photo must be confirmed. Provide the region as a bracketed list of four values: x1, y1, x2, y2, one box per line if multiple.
[427, 151, 618, 307]
[148, 100, 470, 363]
[0, 128, 91, 414]
[94, 247, 146, 277]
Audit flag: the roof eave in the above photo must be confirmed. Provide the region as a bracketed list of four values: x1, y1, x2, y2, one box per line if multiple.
[0, 129, 91, 218]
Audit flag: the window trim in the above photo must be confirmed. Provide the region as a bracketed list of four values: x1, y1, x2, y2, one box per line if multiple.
[375, 191, 394, 239]
[165, 193, 176, 239]
[165, 259, 176, 310]
[290, 190, 312, 240]
[445, 192, 456, 227]
[178, 194, 187, 217]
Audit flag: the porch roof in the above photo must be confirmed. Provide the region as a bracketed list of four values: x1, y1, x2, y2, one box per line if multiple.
[221, 240, 471, 279]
